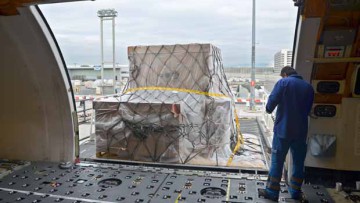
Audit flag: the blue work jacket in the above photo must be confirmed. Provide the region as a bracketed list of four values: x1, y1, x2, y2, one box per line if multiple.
[266, 74, 314, 140]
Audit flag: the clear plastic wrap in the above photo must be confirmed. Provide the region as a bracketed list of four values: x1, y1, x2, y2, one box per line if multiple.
[94, 44, 241, 166]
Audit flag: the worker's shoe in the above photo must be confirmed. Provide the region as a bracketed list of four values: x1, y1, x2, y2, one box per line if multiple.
[258, 188, 279, 202]
[291, 192, 308, 203]
[289, 185, 308, 202]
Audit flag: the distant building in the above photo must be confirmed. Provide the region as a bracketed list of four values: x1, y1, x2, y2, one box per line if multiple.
[274, 49, 292, 73]
[67, 65, 275, 83]
[67, 64, 129, 81]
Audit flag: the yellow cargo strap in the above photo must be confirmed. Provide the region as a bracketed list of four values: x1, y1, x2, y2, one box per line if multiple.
[124, 86, 230, 98]
[226, 109, 244, 166]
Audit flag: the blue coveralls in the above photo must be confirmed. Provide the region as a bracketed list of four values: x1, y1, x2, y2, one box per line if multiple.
[265, 74, 314, 199]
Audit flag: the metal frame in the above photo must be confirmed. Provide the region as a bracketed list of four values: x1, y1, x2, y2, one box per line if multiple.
[98, 9, 118, 94]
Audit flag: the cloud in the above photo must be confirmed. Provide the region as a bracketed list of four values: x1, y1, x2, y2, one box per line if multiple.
[40, 0, 297, 67]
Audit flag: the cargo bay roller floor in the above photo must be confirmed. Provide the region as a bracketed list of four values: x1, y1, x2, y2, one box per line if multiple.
[0, 161, 333, 203]
[80, 111, 270, 171]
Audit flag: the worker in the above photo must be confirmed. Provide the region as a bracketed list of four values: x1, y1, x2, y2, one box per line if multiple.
[258, 66, 314, 201]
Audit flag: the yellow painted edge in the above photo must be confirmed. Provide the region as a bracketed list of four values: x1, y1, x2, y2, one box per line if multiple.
[226, 179, 231, 201]
[174, 193, 181, 203]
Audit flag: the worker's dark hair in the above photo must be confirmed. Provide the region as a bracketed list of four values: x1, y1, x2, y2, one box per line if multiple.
[280, 66, 297, 77]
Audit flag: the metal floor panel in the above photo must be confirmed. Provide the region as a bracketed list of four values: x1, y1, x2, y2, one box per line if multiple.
[239, 118, 262, 135]
[0, 161, 334, 203]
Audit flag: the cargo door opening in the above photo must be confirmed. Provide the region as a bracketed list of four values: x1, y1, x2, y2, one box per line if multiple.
[38, 0, 297, 171]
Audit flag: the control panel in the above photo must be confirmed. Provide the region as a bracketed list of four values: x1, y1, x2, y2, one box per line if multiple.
[313, 104, 339, 118]
[353, 65, 360, 97]
[324, 46, 345, 58]
[317, 29, 356, 58]
[313, 80, 345, 94]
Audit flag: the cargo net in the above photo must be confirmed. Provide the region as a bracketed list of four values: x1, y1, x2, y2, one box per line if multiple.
[95, 44, 244, 166]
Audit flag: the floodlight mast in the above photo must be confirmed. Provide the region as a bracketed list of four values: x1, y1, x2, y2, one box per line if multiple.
[98, 9, 117, 94]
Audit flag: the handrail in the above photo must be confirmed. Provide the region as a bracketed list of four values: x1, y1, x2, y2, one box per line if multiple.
[261, 93, 276, 134]
[76, 98, 94, 124]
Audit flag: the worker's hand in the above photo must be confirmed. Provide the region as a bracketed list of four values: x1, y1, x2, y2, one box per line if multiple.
[271, 115, 275, 122]
[265, 109, 272, 114]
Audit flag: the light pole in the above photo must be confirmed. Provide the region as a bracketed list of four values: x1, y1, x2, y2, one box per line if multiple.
[97, 9, 117, 95]
[250, 0, 256, 110]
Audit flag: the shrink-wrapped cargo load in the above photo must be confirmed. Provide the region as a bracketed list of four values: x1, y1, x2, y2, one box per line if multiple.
[94, 44, 242, 166]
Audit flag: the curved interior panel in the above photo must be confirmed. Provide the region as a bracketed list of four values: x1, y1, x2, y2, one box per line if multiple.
[0, 6, 75, 162]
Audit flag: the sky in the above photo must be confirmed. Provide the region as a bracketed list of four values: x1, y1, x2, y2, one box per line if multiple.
[40, 0, 297, 67]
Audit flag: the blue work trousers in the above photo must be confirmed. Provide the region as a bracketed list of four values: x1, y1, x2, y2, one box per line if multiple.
[266, 135, 307, 199]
